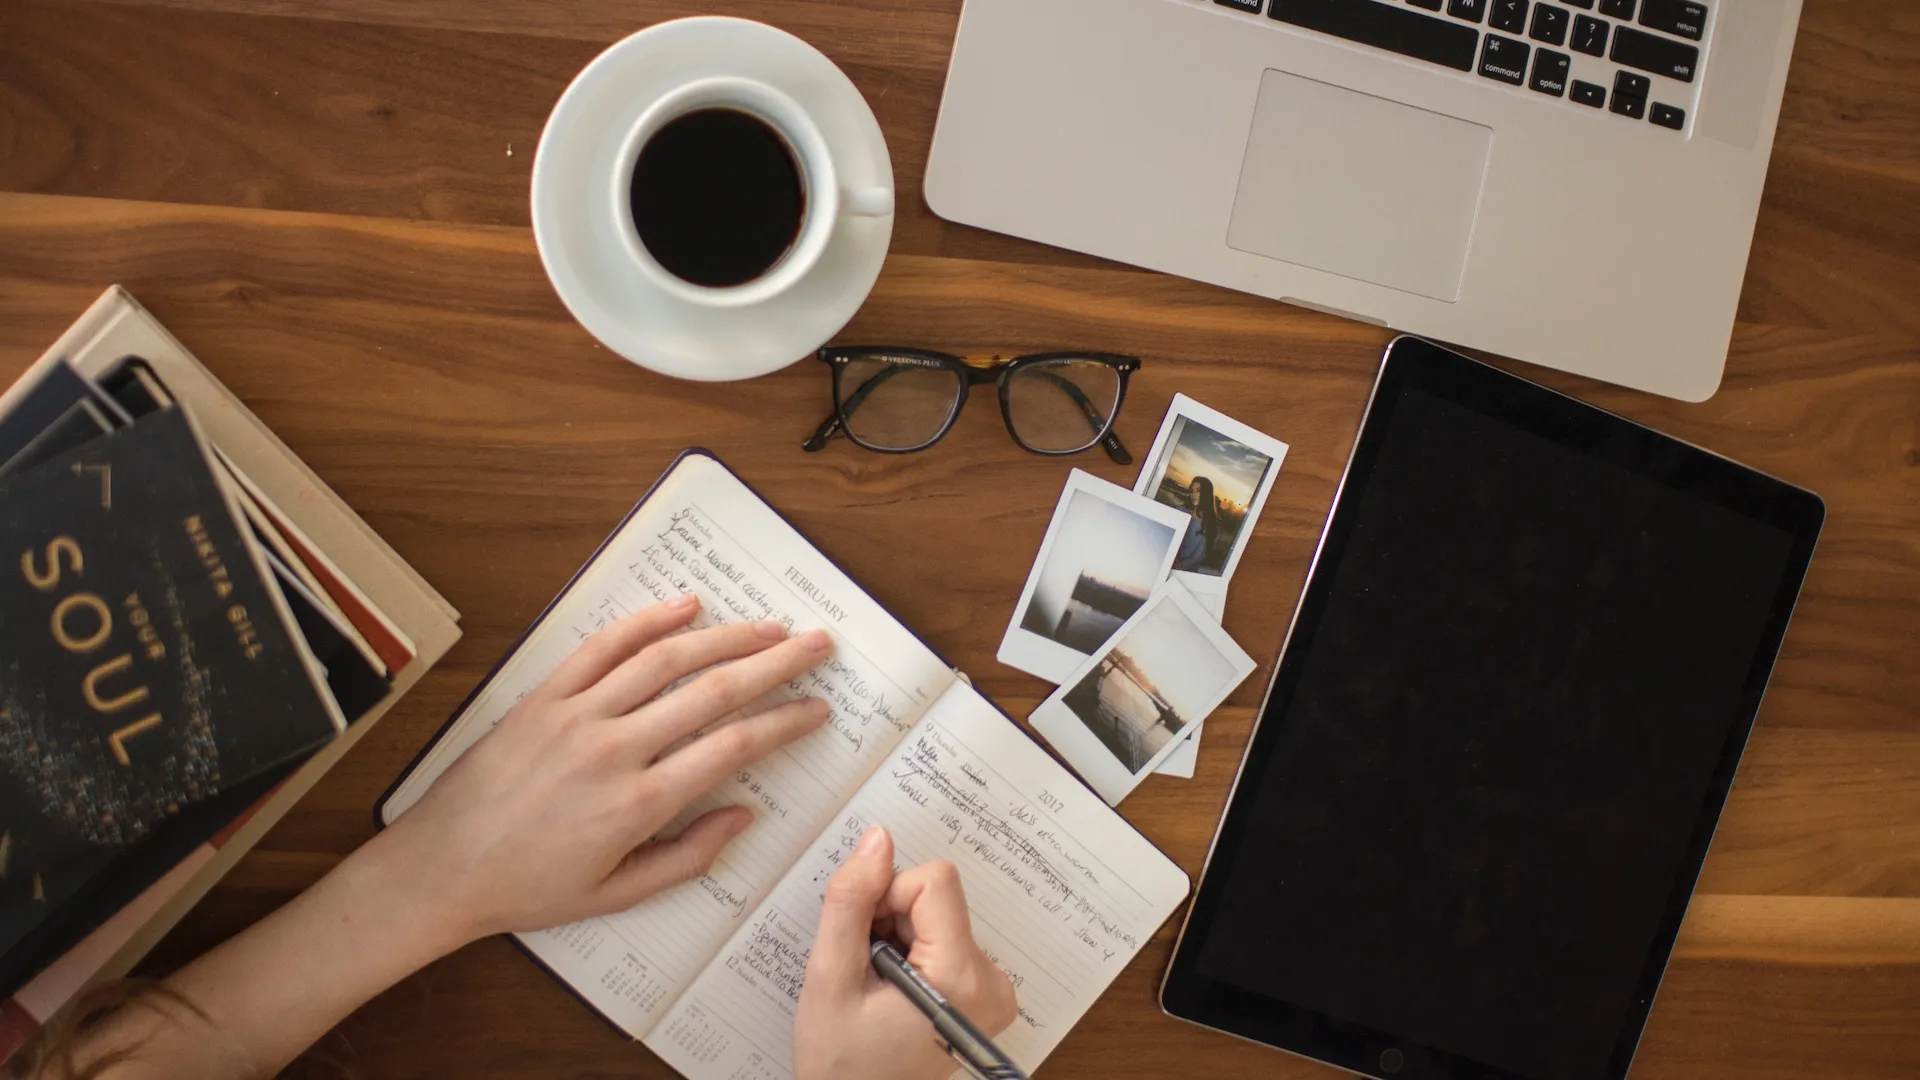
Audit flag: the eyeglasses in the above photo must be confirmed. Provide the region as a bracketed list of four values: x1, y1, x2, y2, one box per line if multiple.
[801, 347, 1139, 463]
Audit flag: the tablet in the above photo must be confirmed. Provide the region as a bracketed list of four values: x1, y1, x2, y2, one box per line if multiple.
[1161, 338, 1824, 1080]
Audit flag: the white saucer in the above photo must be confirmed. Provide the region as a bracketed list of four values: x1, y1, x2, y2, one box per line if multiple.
[531, 18, 894, 382]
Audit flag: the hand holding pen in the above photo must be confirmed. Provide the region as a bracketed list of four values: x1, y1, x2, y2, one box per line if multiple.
[794, 826, 1023, 1080]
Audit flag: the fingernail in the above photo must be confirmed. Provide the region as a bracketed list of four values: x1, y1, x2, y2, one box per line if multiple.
[672, 594, 699, 610]
[799, 628, 830, 652]
[754, 620, 786, 640]
[855, 825, 887, 856]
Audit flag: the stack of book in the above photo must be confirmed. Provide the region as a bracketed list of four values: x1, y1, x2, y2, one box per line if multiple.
[0, 288, 460, 1058]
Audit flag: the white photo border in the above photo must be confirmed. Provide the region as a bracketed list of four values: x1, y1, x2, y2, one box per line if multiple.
[996, 469, 1191, 685]
[1029, 579, 1256, 805]
[1151, 582, 1225, 777]
[1132, 393, 1290, 597]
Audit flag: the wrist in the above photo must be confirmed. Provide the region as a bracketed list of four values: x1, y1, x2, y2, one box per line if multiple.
[331, 826, 486, 962]
[143, 824, 485, 1078]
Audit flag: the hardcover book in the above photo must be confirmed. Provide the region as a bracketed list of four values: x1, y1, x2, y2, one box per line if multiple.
[0, 362, 126, 469]
[0, 766, 291, 996]
[0, 408, 344, 950]
[0, 287, 461, 1056]
[0, 356, 379, 997]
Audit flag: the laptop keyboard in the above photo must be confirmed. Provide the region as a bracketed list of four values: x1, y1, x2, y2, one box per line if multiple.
[1220, 0, 1705, 131]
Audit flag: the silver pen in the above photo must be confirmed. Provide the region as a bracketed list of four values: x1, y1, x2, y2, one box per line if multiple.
[869, 936, 1030, 1080]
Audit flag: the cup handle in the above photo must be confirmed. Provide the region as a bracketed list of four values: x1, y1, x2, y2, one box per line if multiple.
[844, 186, 894, 217]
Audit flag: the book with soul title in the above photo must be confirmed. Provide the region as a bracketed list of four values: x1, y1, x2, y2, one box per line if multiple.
[0, 288, 462, 1057]
[0, 407, 345, 962]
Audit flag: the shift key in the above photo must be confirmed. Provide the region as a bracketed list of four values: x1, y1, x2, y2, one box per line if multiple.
[1611, 24, 1699, 81]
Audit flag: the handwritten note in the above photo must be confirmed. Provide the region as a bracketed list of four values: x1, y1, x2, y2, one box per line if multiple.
[618, 512, 913, 759]
[648, 683, 1190, 1080]
[381, 454, 1188, 1074]
[382, 456, 957, 1036]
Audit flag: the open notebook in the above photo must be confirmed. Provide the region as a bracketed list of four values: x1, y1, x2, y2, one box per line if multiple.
[379, 451, 1189, 1080]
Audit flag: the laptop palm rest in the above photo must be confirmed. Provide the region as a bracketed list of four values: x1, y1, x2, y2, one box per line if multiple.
[1227, 70, 1494, 303]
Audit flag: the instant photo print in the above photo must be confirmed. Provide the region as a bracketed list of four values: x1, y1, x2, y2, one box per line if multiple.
[998, 470, 1190, 685]
[1133, 394, 1288, 607]
[1030, 580, 1256, 804]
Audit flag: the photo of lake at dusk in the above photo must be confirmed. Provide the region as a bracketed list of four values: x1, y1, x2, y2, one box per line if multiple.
[1059, 594, 1243, 773]
[1019, 490, 1178, 651]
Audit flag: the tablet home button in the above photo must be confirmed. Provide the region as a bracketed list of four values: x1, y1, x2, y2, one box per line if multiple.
[1379, 1048, 1405, 1074]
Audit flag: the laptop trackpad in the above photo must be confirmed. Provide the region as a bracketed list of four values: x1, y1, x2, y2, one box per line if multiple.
[1228, 70, 1493, 303]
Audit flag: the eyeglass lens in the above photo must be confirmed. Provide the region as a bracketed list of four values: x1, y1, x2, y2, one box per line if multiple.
[838, 357, 964, 451]
[1005, 359, 1122, 452]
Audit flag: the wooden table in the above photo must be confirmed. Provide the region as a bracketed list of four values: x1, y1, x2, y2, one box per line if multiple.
[1, 1, 1915, 1076]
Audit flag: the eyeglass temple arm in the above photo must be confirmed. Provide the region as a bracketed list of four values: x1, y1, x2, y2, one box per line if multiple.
[801, 412, 843, 452]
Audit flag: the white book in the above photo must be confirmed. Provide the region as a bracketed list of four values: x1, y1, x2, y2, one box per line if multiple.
[380, 451, 1190, 1080]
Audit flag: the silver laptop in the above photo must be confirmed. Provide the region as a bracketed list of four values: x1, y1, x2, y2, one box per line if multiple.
[925, 0, 1804, 401]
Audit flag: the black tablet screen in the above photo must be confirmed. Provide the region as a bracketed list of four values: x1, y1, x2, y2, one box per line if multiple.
[1189, 377, 1802, 1080]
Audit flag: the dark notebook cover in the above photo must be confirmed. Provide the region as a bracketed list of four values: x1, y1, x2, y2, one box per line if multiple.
[0, 361, 348, 995]
[0, 407, 340, 914]
[95, 357, 170, 419]
[0, 400, 116, 480]
[266, 551, 390, 724]
[102, 356, 390, 720]
[0, 363, 106, 465]
[0, 763, 297, 996]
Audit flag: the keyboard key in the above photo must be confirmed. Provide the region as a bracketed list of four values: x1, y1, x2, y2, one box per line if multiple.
[1479, 33, 1530, 83]
[1612, 24, 1700, 80]
[1216, 0, 1264, 11]
[1563, 0, 1594, 7]
[1267, 0, 1482, 72]
[1572, 14, 1609, 54]
[1614, 70, 1651, 97]
[1528, 48, 1571, 94]
[1610, 91, 1646, 118]
[1570, 78, 1607, 106]
[1598, 0, 1634, 17]
[1448, 0, 1488, 23]
[1650, 101, 1686, 128]
[1410, 0, 1444, 12]
[1490, 0, 1529, 32]
[1639, 0, 1706, 39]
[1529, 3, 1569, 44]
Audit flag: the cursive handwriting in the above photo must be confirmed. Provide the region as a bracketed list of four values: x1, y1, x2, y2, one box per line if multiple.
[618, 501, 908, 768]
[879, 727, 1139, 960]
[727, 908, 810, 1006]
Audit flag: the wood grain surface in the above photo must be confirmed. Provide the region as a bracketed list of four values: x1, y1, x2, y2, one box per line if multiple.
[1, 0, 1916, 1076]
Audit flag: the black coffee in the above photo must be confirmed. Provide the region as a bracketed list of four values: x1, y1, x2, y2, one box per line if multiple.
[629, 108, 806, 288]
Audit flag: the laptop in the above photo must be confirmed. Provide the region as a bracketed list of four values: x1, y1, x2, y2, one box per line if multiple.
[924, 0, 1805, 402]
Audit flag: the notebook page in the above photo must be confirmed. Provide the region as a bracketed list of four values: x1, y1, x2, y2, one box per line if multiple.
[645, 682, 1191, 1080]
[383, 454, 957, 1036]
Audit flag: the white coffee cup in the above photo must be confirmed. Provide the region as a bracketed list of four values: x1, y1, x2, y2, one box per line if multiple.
[609, 76, 893, 310]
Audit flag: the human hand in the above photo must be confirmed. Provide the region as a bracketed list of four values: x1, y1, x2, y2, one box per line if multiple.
[370, 594, 832, 946]
[794, 826, 1018, 1080]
